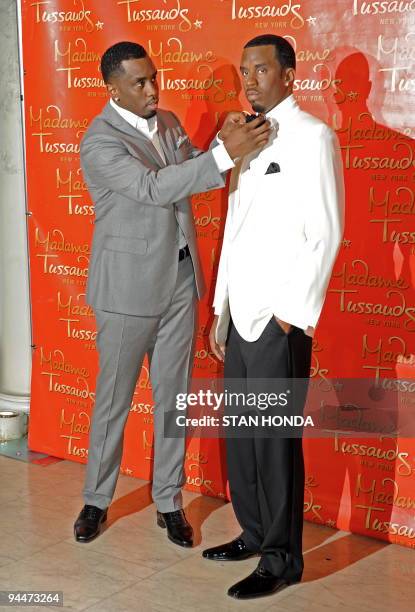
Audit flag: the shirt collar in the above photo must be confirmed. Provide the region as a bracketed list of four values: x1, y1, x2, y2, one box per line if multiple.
[110, 98, 158, 135]
[265, 94, 298, 122]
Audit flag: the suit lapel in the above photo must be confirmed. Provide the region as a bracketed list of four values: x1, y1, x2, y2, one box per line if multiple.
[101, 103, 166, 168]
[156, 113, 177, 166]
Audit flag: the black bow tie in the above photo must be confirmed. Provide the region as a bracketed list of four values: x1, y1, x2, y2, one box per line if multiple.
[265, 162, 281, 174]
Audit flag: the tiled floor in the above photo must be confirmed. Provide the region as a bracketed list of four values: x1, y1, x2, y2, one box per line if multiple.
[0, 454, 413, 611]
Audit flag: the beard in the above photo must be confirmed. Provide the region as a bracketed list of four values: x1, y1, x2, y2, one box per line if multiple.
[145, 110, 157, 119]
[251, 101, 266, 113]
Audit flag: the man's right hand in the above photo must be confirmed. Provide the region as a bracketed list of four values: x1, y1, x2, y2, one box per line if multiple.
[222, 115, 271, 160]
[219, 111, 246, 141]
[209, 315, 226, 362]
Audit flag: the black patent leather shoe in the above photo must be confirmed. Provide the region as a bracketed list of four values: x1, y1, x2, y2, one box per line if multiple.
[228, 565, 291, 599]
[74, 504, 108, 543]
[157, 509, 193, 547]
[202, 537, 258, 561]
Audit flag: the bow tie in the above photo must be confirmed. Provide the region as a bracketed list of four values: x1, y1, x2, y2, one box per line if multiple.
[265, 162, 281, 174]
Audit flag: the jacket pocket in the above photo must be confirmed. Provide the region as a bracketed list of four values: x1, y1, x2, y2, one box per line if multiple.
[103, 235, 148, 255]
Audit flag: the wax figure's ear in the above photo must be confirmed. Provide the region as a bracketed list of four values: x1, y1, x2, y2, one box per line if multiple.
[284, 67, 295, 89]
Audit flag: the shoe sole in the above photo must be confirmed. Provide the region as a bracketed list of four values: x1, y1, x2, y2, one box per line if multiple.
[227, 582, 289, 599]
[203, 553, 259, 561]
[74, 511, 108, 543]
[167, 534, 193, 548]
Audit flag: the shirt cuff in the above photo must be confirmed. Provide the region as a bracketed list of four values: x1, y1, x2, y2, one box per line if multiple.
[212, 142, 235, 172]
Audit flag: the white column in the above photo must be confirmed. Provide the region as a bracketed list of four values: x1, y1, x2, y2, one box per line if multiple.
[0, 0, 31, 414]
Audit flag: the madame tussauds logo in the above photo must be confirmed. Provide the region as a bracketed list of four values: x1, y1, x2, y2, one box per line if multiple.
[40, 347, 90, 378]
[31, 0, 95, 33]
[352, 0, 415, 15]
[54, 38, 104, 89]
[117, 0, 194, 31]
[230, 0, 305, 29]
[377, 33, 415, 93]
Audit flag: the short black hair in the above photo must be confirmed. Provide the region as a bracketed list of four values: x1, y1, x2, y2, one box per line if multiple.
[244, 35, 296, 70]
[100, 41, 147, 83]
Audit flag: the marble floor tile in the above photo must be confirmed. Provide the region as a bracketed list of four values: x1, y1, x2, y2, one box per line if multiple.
[92, 554, 272, 612]
[65, 519, 198, 573]
[0, 499, 72, 563]
[84, 588, 181, 612]
[0, 455, 413, 612]
[302, 531, 387, 582]
[267, 573, 413, 612]
[109, 491, 233, 547]
[302, 521, 346, 552]
[0, 541, 154, 611]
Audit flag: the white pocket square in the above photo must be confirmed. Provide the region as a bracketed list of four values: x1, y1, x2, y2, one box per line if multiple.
[176, 134, 189, 149]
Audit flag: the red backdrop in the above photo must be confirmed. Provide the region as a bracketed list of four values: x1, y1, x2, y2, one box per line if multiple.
[22, 0, 415, 547]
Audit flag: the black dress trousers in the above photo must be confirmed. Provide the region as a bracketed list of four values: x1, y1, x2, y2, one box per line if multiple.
[224, 316, 312, 582]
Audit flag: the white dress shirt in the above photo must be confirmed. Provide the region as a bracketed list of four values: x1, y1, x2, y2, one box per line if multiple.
[213, 94, 345, 342]
[110, 98, 234, 249]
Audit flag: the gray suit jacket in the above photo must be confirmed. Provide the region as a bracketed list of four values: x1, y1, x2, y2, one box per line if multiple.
[80, 102, 225, 316]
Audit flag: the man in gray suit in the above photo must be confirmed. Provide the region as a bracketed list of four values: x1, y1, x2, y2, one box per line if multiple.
[74, 41, 270, 546]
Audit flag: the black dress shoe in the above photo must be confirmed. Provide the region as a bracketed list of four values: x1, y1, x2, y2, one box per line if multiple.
[228, 565, 291, 599]
[74, 505, 108, 543]
[202, 537, 258, 561]
[156, 509, 193, 547]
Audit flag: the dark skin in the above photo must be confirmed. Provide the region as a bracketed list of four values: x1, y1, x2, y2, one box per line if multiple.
[241, 44, 295, 114]
[106, 55, 272, 160]
[106, 55, 159, 119]
[210, 45, 296, 362]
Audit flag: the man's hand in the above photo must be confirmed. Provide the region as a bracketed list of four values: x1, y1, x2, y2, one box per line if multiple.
[209, 315, 226, 362]
[274, 316, 292, 335]
[223, 115, 271, 160]
[219, 111, 246, 141]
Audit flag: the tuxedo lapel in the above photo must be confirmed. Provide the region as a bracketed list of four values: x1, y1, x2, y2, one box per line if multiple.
[230, 128, 285, 238]
[230, 152, 261, 238]
[101, 103, 166, 168]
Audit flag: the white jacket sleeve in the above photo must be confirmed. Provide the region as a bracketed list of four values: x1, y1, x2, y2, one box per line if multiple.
[212, 197, 233, 315]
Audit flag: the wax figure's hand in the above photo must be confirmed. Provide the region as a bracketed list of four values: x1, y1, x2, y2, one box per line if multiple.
[219, 112, 246, 140]
[274, 316, 292, 335]
[223, 115, 271, 160]
[209, 316, 226, 362]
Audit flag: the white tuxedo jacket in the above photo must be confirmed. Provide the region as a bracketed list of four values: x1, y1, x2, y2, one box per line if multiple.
[213, 95, 345, 343]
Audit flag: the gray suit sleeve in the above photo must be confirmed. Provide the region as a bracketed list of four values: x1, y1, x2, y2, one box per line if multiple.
[80, 134, 225, 208]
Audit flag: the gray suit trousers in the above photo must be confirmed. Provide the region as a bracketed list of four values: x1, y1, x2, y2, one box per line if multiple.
[83, 256, 196, 513]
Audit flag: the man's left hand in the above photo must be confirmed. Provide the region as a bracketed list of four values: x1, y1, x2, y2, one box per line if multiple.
[274, 316, 292, 335]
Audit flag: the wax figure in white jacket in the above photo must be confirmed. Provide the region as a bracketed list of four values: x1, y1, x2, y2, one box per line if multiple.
[203, 35, 345, 600]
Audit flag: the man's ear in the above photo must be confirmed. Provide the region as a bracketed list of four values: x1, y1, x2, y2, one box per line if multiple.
[106, 82, 120, 102]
